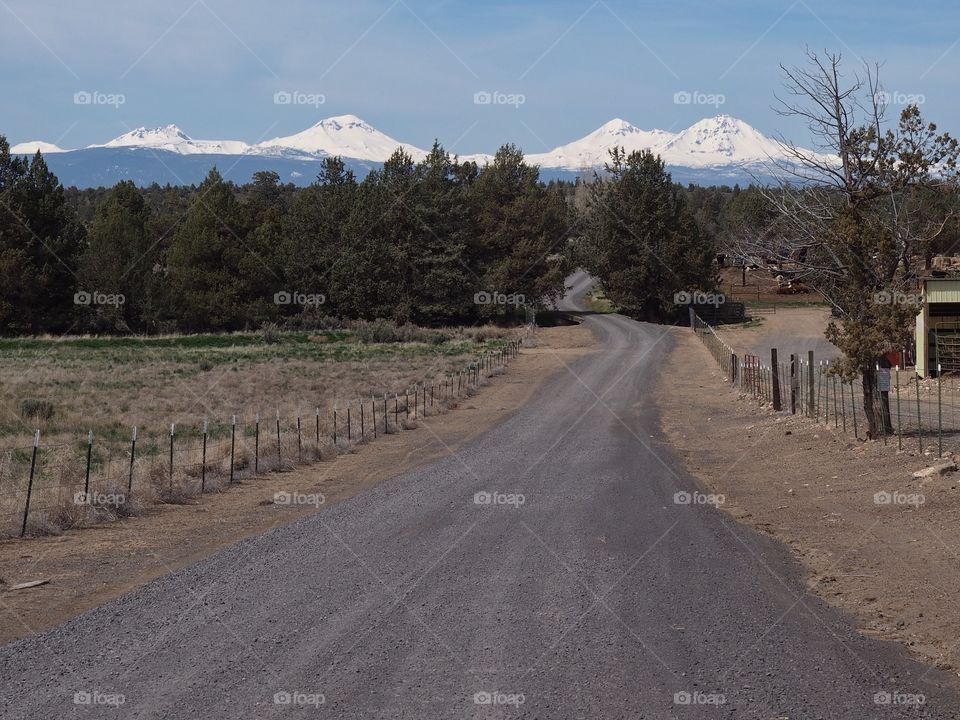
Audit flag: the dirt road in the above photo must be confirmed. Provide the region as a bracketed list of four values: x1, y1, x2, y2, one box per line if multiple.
[1, 290, 957, 718]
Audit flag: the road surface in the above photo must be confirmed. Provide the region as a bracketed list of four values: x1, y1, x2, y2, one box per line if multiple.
[1, 282, 957, 719]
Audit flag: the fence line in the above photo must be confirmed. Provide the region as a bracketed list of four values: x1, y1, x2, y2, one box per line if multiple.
[694, 314, 958, 457]
[1, 341, 522, 538]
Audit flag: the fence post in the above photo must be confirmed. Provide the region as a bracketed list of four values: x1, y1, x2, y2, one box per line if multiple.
[128, 426, 137, 492]
[20, 430, 40, 537]
[316, 407, 320, 445]
[276, 410, 282, 469]
[229, 415, 236, 484]
[850, 380, 860, 440]
[807, 351, 815, 416]
[894, 367, 902, 450]
[383, 393, 388, 432]
[255, 413, 260, 473]
[372, 397, 377, 439]
[938, 363, 943, 458]
[200, 419, 208, 492]
[333, 404, 337, 446]
[297, 416, 302, 462]
[771, 349, 781, 411]
[915, 372, 923, 453]
[84, 430, 93, 497]
[347, 403, 352, 442]
[168, 423, 175, 493]
[360, 401, 365, 442]
[789, 354, 797, 414]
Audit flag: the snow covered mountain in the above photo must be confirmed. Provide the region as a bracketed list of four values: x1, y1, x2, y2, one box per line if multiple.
[9, 113, 832, 187]
[92, 125, 251, 155]
[10, 140, 68, 154]
[255, 114, 427, 162]
[527, 118, 676, 171]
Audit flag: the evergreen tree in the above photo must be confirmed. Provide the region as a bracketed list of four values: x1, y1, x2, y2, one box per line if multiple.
[581, 149, 715, 320]
[0, 140, 83, 334]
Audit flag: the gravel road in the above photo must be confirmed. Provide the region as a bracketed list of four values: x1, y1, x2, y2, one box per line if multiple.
[1, 282, 957, 719]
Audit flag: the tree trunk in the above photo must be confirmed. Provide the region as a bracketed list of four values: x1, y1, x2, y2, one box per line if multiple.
[861, 365, 893, 439]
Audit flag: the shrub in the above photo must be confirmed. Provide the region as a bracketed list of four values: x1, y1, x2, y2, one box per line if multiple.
[19, 399, 55, 421]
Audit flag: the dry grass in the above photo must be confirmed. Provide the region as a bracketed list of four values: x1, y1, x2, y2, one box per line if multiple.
[0, 326, 520, 537]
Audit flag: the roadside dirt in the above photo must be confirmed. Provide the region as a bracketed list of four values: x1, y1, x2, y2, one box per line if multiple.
[0, 323, 596, 646]
[658, 327, 960, 677]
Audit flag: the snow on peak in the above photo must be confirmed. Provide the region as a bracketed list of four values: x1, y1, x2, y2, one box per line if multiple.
[655, 115, 787, 167]
[10, 140, 68, 154]
[257, 115, 427, 162]
[93, 125, 250, 155]
[527, 118, 676, 171]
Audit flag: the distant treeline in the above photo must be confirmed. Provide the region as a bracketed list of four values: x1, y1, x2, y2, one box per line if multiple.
[1, 133, 762, 336]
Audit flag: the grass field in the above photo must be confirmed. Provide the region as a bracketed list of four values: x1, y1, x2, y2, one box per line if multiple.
[0, 324, 521, 535]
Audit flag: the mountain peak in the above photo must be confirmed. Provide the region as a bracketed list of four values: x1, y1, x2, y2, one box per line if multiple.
[10, 140, 68, 154]
[258, 115, 427, 162]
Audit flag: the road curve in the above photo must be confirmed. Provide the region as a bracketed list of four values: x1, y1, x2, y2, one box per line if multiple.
[2, 301, 958, 718]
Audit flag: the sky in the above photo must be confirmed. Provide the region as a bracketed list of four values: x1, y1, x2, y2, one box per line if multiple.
[1, 0, 958, 154]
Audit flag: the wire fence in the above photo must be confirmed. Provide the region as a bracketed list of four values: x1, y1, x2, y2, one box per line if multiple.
[0, 342, 521, 538]
[694, 314, 960, 457]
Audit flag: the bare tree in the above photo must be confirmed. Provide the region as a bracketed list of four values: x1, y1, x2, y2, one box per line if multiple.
[733, 49, 959, 438]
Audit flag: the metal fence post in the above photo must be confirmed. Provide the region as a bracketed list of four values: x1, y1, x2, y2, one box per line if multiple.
[807, 351, 815, 416]
[938, 364, 943, 458]
[255, 413, 260, 473]
[229, 415, 236, 484]
[168, 423, 175, 493]
[20, 430, 40, 537]
[771, 349, 781, 411]
[894, 367, 902, 450]
[297, 416, 302, 462]
[276, 410, 282, 468]
[84, 430, 93, 498]
[915, 372, 923, 453]
[201, 419, 208, 492]
[128, 425, 137, 492]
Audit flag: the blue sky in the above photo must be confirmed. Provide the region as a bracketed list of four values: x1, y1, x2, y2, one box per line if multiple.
[1, 0, 958, 153]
